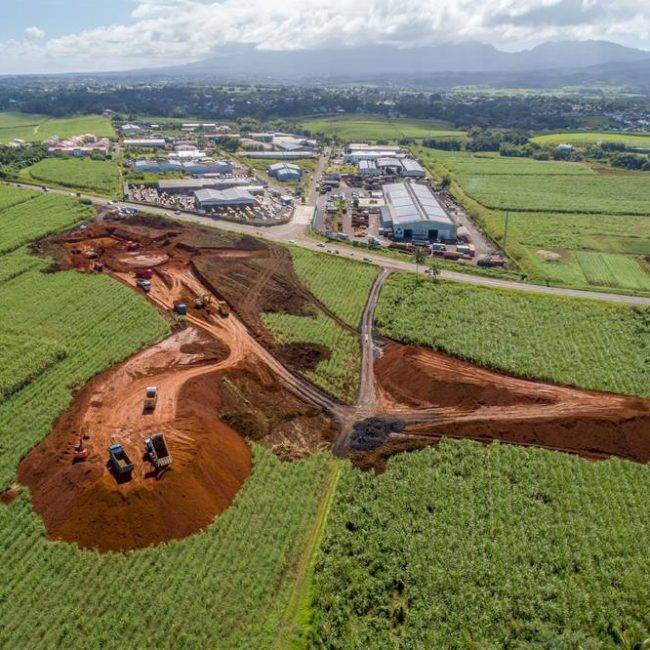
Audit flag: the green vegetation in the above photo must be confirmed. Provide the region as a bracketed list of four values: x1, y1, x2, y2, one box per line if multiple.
[0, 184, 38, 210]
[298, 115, 463, 142]
[289, 246, 378, 326]
[19, 158, 122, 197]
[532, 131, 650, 148]
[0, 187, 92, 255]
[376, 275, 649, 397]
[0, 447, 332, 648]
[262, 311, 360, 403]
[0, 113, 115, 144]
[310, 439, 650, 647]
[420, 148, 650, 293]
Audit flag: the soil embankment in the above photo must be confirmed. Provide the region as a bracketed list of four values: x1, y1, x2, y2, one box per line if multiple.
[357, 343, 650, 472]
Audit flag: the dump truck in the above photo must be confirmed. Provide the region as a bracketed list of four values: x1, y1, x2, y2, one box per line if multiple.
[144, 386, 158, 411]
[108, 443, 133, 478]
[145, 433, 172, 471]
[174, 302, 187, 316]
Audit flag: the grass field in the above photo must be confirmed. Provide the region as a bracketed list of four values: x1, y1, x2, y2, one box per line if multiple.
[420, 148, 650, 293]
[19, 158, 122, 197]
[376, 275, 649, 398]
[532, 131, 650, 148]
[262, 311, 361, 403]
[297, 115, 464, 141]
[0, 185, 93, 255]
[310, 439, 650, 647]
[0, 112, 115, 144]
[289, 246, 378, 326]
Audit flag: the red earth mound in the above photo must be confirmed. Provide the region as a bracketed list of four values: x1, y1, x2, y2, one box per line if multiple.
[366, 343, 650, 471]
[18, 328, 252, 553]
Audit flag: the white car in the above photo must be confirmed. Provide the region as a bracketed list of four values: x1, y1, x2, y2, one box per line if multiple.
[288, 239, 297, 244]
[317, 243, 325, 248]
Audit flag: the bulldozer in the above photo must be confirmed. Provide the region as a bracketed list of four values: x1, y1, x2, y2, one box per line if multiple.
[144, 386, 158, 412]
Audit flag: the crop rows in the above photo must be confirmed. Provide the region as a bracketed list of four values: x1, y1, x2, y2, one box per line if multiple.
[376, 274, 650, 397]
[310, 439, 650, 647]
[0, 447, 330, 648]
[0, 192, 93, 254]
[289, 246, 378, 326]
[261, 311, 360, 403]
[575, 251, 650, 291]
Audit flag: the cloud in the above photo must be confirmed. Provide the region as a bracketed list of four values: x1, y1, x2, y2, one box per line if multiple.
[24, 26, 46, 40]
[0, 0, 648, 73]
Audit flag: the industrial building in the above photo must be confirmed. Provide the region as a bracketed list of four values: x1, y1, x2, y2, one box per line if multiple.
[243, 151, 316, 160]
[267, 162, 303, 182]
[358, 160, 381, 176]
[348, 144, 401, 154]
[381, 182, 456, 242]
[157, 177, 252, 195]
[400, 158, 426, 178]
[194, 188, 255, 209]
[124, 138, 167, 149]
[135, 160, 183, 174]
[376, 157, 404, 174]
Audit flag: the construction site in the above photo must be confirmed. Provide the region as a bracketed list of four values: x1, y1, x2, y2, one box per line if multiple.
[17, 211, 650, 553]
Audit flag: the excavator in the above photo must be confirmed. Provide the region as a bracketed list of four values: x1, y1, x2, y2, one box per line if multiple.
[73, 435, 89, 461]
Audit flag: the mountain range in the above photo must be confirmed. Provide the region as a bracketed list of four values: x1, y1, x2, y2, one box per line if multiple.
[133, 40, 649, 84]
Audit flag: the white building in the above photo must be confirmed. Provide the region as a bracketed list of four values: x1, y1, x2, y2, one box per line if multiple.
[195, 187, 256, 209]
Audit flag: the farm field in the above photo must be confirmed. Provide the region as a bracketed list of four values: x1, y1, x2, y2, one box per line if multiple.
[420, 148, 650, 293]
[261, 311, 361, 403]
[289, 246, 378, 326]
[310, 440, 650, 647]
[0, 187, 92, 255]
[19, 158, 122, 197]
[375, 274, 650, 398]
[0, 112, 115, 144]
[532, 131, 650, 148]
[298, 114, 464, 141]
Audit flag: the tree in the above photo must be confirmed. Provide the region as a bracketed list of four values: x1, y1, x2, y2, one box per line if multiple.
[427, 259, 441, 282]
[440, 174, 451, 190]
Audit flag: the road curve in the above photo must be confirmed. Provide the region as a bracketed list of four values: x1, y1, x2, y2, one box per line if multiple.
[10, 181, 650, 307]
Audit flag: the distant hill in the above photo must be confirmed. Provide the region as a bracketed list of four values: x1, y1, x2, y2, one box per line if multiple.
[136, 40, 649, 82]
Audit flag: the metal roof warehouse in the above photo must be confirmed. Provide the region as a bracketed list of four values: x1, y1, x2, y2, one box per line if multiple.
[382, 182, 456, 241]
[194, 188, 255, 208]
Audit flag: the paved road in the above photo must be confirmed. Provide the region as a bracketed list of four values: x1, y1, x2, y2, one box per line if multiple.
[11, 181, 650, 306]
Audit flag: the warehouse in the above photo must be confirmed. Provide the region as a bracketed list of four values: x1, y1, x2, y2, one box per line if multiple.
[135, 160, 183, 173]
[267, 162, 303, 181]
[401, 158, 426, 178]
[348, 144, 401, 154]
[157, 177, 252, 195]
[381, 182, 456, 241]
[194, 188, 255, 209]
[124, 138, 167, 149]
[358, 160, 381, 176]
[376, 157, 403, 174]
[181, 159, 234, 175]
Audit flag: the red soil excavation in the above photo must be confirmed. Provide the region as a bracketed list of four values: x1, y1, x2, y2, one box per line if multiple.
[15, 213, 650, 551]
[353, 343, 650, 472]
[19, 216, 341, 552]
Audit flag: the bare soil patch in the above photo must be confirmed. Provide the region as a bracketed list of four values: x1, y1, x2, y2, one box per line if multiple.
[366, 342, 650, 471]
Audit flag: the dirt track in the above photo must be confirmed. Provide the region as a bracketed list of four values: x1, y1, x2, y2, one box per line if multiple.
[352, 343, 650, 472]
[17, 213, 650, 551]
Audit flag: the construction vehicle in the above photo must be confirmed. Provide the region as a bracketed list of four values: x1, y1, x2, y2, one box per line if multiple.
[216, 300, 230, 317]
[73, 436, 89, 461]
[144, 386, 158, 412]
[136, 278, 152, 292]
[145, 433, 172, 471]
[92, 262, 104, 273]
[108, 443, 133, 479]
[126, 240, 139, 251]
[194, 294, 212, 310]
[135, 268, 153, 280]
[173, 302, 187, 316]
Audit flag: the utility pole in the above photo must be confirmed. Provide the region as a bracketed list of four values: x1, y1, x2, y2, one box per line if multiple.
[503, 211, 510, 251]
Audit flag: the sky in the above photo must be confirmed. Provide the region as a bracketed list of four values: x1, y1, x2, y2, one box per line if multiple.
[0, 0, 649, 74]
